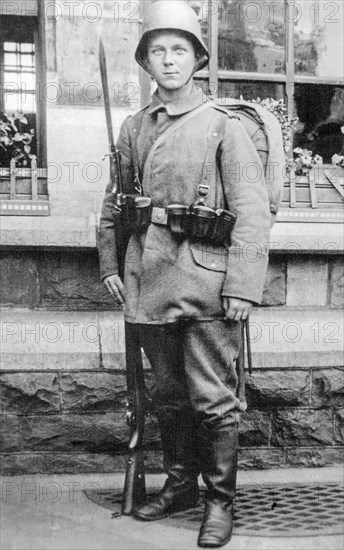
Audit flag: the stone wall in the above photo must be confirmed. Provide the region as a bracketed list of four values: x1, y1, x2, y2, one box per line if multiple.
[0, 249, 343, 474]
[1, 250, 343, 311]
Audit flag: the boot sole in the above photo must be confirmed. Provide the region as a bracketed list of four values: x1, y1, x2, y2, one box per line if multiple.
[134, 497, 199, 522]
[197, 532, 232, 548]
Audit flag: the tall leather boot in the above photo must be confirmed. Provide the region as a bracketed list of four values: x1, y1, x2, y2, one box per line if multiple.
[197, 423, 238, 548]
[134, 405, 200, 521]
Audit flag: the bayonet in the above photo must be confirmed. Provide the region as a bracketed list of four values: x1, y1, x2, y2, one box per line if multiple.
[99, 38, 121, 197]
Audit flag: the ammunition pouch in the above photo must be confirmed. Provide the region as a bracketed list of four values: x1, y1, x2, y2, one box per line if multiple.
[165, 204, 237, 246]
[166, 204, 189, 236]
[120, 195, 152, 233]
[117, 195, 236, 246]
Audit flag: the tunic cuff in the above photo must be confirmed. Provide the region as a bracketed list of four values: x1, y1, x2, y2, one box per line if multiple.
[222, 247, 269, 305]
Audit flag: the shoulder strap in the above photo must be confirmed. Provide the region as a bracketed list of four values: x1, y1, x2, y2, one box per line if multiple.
[126, 108, 149, 188]
[148, 101, 214, 157]
[127, 102, 214, 189]
[142, 102, 215, 196]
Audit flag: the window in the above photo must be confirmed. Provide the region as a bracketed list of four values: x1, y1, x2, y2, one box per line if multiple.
[193, 0, 344, 162]
[0, 7, 47, 167]
[0, 3, 48, 215]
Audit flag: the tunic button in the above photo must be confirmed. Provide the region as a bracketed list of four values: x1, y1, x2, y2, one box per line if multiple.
[211, 263, 217, 269]
[213, 132, 218, 137]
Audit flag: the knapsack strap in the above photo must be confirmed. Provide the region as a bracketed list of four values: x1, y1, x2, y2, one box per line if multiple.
[126, 113, 145, 189]
[142, 102, 214, 197]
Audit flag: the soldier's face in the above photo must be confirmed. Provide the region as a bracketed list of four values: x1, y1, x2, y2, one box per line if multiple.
[146, 32, 197, 91]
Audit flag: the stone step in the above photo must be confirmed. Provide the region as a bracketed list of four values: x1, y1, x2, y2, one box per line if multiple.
[0, 308, 343, 371]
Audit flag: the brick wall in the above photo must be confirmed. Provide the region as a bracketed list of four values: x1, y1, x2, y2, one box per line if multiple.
[0, 249, 343, 474]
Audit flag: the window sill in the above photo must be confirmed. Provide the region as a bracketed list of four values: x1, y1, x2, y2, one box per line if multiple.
[0, 213, 343, 253]
[270, 220, 343, 254]
[0, 212, 97, 249]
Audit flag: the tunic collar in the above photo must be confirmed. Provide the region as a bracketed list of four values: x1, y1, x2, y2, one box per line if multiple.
[147, 85, 208, 116]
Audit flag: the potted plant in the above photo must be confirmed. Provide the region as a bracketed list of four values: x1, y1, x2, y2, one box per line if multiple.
[250, 98, 343, 217]
[0, 111, 49, 215]
[0, 111, 36, 167]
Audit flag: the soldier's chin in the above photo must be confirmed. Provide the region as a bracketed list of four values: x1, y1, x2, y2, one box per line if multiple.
[157, 78, 189, 91]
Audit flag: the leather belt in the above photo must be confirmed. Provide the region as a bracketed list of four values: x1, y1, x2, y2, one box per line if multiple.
[151, 207, 168, 226]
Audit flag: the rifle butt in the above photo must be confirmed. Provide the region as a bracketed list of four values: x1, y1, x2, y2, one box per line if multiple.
[122, 451, 146, 516]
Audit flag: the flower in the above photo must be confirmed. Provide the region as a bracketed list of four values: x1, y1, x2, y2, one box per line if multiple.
[0, 111, 35, 167]
[332, 154, 344, 166]
[292, 148, 323, 175]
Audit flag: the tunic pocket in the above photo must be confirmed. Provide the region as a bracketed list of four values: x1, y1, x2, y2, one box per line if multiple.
[189, 243, 228, 273]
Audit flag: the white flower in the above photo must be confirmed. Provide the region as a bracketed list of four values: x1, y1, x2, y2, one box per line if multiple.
[332, 154, 344, 166]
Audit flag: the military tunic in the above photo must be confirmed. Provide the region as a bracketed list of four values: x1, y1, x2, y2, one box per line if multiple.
[99, 85, 271, 324]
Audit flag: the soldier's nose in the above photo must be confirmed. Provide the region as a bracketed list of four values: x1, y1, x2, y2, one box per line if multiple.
[163, 51, 173, 65]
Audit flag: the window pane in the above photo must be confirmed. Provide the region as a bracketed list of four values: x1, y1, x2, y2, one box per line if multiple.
[2, 41, 36, 113]
[295, 1, 344, 78]
[219, 81, 284, 101]
[4, 53, 17, 67]
[4, 73, 36, 92]
[4, 42, 16, 52]
[195, 79, 284, 102]
[4, 72, 20, 86]
[21, 53, 35, 67]
[294, 85, 344, 162]
[218, 0, 286, 73]
[20, 43, 35, 53]
[4, 93, 21, 114]
[21, 73, 36, 90]
[22, 93, 36, 113]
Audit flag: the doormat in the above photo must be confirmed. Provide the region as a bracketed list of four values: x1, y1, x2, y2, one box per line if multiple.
[84, 483, 344, 537]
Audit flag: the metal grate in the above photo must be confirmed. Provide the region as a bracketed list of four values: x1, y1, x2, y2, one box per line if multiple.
[84, 483, 344, 537]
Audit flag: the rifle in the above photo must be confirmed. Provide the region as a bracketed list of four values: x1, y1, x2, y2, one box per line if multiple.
[99, 38, 147, 515]
[122, 323, 147, 515]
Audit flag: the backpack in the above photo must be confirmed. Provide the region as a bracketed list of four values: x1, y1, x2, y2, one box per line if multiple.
[214, 99, 286, 226]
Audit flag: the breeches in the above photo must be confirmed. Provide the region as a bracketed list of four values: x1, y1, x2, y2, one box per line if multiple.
[139, 320, 242, 428]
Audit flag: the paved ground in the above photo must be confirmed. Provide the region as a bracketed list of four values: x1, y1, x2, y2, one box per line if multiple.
[1, 467, 343, 550]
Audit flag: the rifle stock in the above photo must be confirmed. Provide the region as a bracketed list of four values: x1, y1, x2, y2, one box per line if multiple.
[122, 323, 147, 516]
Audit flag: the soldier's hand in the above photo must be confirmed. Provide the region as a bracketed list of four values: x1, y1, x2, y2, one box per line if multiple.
[104, 275, 125, 305]
[223, 297, 253, 322]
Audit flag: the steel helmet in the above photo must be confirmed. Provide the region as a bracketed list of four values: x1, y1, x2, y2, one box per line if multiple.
[135, 0, 209, 73]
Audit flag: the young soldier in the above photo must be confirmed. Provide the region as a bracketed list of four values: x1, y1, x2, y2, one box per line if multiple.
[99, 1, 271, 547]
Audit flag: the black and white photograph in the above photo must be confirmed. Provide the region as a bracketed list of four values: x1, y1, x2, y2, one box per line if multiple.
[0, 1, 343, 549]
